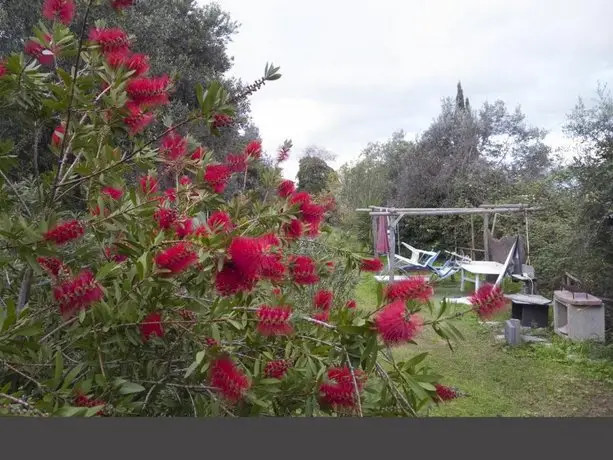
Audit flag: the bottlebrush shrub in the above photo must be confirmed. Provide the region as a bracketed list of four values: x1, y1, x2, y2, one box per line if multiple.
[0, 0, 486, 418]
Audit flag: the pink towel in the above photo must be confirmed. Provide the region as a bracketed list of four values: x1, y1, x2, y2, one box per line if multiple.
[375, 216, 389, 255]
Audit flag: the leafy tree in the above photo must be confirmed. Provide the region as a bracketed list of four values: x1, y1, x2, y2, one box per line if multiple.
[562, 84, 613, 297]
[455, 81, 465, 111]
[296, 155, 334, 195]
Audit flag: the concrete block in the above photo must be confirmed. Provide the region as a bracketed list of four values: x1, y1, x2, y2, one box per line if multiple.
[504, 319, 522, 346]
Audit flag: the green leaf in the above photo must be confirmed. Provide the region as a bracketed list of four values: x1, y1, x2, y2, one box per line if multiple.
[447, 322, 465, 341]
[13, 324, 42, 337]
[226, 319, 243, 331]
[338, 325, 367, 335]
[136, 252, 148, 280]
[417, 381, 437, 391]
[404, 352, 429, 369]
[195, 83, 205, 108]
[84, 405, 105, 417]
[258, 378, 281, 385]
[118, 382, 146, 395]
[61, 364, 85, 390]
[96, 262, 118, 281]
[54, 406, 87, 417]
[195, 350, 206, 365]
[376, 282, 384, 307]
[53, 351, 64, 385]
[184, 361, 199, 379]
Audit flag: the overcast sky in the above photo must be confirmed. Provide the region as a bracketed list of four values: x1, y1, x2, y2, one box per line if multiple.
[211, 0, 613, 179]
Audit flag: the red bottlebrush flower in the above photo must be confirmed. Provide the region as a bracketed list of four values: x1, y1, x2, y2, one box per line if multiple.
[289, 191, 312, 207]
[325, 260, 335, 271]
[126, 53, 150, 77]
[104, 50, 128, 69]
[226, 153, 248, 173]
[89, 28, 130, 55]
[163, 188, 177, 203]
[283, 219, 303, 240]
[37, 256, 68, 279]
[104, 245, 127, 263]
[312, 310, 330, 323]
[290, 255, 319, 285]
[123, 101, 154, 135]
[215, 262, 257, 296]
[174, 217, 194, 239]
[51, 124, 65, 148]
[272, 287, 282, 297]
[74, 391, 106, 416]
[277, 144, 291, 163]
[469, 284, 507, 319]
[300, 202, 326, 225]
[207, 211, 233, 233]
[154, 242, 198, 275]
[204, 164, 231, 194]
[264, 360, 291, 379]
[256, 305, 294, 336]
[191, 146, 205, 161]
[385, 277, 434, 303]
[244, 139, 262, 159]
[101, 186, 123, 201]
[0, 61, 7, 78]
[25, 36, 56, 66]
[110, 0, 136, 10]
[314, 290, 334, 311]
[374, 300, 424, 346]
[153, 207, 178, 230]
[319, 366, 366, 411]
[42, 0, 75, 25]
[345, 299, 357, 309]
[140, 312, 164, 342]
[259, 233, 281, 249]
[209, 356, 251, 404]
[205, 337, 220, 347]
[160, 131, 187, 162]
[179, 175, 192, 186]
[306, 220, 322, 238]
[228, 236, 265, 280]
[53, 270, 103, 319]
[139, 175, 158, 195]
[360, 257, 384, 272]
[435, 384, 458, 402]
[194, 225, 210, 238]
[260, 254, 286, 282]
[212, 113, 232, 128]
[277, 180, 296, 199]
[126, 75, 170, 108]
[44, 220, 85, 245]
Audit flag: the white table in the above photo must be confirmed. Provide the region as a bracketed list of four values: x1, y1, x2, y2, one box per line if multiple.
[459, 261, 505, 292]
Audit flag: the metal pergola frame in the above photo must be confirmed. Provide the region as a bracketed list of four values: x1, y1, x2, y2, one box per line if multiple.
[356, 204, 544, 282]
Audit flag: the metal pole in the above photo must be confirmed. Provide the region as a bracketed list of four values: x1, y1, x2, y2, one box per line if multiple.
[470, 215, 476, 261]
[387, 217, 395, 283]
[483, 213, 490, 261]
[524, 210, 531, 265]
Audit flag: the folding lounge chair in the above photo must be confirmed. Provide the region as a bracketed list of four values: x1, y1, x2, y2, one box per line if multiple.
[429, 259, 460, 280]
[398, 243, 439, 269]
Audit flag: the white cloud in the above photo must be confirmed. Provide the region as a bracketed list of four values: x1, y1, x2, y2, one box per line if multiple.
[208, 0, 613, 179]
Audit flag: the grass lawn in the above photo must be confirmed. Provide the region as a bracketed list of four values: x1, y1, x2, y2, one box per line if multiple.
[355, 273, 613, 417]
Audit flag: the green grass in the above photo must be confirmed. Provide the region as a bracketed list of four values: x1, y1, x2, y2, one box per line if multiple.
[356, 273, 613, 417]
